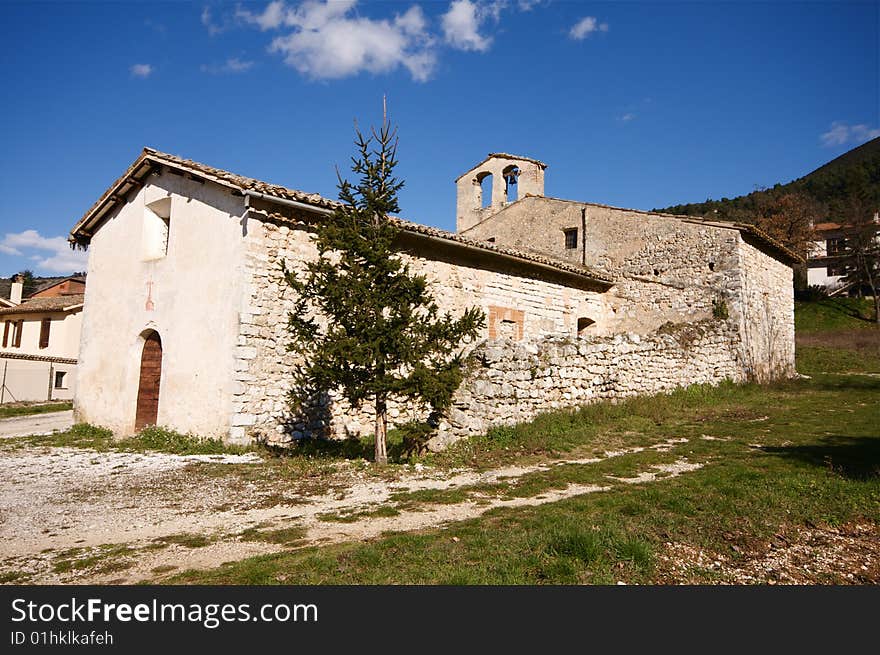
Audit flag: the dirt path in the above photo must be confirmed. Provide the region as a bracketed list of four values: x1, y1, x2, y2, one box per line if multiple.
[0, 410, 73, 439]
[0, 439, 698, 584]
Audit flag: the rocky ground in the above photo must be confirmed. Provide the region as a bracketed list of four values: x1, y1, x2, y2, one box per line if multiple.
[0, 435, 875, 585]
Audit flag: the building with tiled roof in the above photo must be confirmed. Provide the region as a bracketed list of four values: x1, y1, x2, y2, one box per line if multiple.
[67, 147, 797, 445]
[0, 275, 83, 402]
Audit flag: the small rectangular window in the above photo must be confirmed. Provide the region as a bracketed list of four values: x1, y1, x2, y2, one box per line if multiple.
[826, 237, 845, 255]
[54, 371, 67, 389]
[564, 228, 578, 250]
[39, 318, 51, 349]
[13, 320, 22, 348]
[2, 321, 9, 348]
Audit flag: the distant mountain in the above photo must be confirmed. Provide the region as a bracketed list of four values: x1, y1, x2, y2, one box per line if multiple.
[655, 137, 880, 220]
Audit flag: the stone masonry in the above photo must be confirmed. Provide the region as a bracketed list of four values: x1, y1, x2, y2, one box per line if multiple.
[436, 319, 742, 448]
[70, 148, 798, 449]
[230, 207, 609, 445]
[231, 203, 793, 448]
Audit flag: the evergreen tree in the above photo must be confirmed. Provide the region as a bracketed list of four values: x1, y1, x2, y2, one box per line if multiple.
[16, 270, 36, 298]
[284, 114, 484, 463]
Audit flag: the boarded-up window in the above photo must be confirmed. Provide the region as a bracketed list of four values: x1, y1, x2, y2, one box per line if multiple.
[13, 320, 23, 348]
[2, 321, 9, 348]
[488, 305, 525, 341]
[39, 318, 51, 349]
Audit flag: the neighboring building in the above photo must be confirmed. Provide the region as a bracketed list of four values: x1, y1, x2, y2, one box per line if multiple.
[806, 215, 880, 294]
[30, 275, 86, 299]
[69, 148, 799, 446]
[0, 276, 84, 403]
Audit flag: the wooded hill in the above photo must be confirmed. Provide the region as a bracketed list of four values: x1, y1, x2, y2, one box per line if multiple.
[655, 137, 880, 220]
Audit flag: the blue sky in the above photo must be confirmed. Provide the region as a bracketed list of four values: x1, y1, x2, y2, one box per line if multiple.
[1, 1, 877, 276]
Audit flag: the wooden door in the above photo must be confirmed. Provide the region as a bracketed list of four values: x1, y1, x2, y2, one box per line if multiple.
[135, 332, 162, 430]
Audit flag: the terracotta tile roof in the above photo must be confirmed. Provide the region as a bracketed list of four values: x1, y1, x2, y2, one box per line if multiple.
[0, 294, 84, 316]
[390, 217, 612, 284]
[813, 222, 843, 231]
[70, 148, 612, 286]
[0, 352, 77, 365]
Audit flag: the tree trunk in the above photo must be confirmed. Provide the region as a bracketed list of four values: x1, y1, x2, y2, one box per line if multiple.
[859, 255, 879, 324]
[374, 395, 388, 464]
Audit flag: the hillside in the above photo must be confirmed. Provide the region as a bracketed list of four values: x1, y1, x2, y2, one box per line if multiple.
[656, 137, 880, 219]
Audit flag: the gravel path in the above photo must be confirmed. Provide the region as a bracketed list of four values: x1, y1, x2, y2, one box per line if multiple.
[0, 438, 699, 584]
[0, 410, 73, 439]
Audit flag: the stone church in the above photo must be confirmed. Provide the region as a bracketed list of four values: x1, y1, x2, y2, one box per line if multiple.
[69, 149, 798, 447]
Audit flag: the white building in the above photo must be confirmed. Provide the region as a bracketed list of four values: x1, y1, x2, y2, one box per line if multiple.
[0, 276, 84, 403]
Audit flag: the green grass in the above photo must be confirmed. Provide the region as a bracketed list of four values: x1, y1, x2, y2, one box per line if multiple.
[795, 297, 877, 333]
[6, 423, 252, 456]
[238, 526, 307, 546]
[165, 340, 879, 584]
[51, 544, 135, 575]
[0, 401, 71, 419]
[152, 533, 216, 548]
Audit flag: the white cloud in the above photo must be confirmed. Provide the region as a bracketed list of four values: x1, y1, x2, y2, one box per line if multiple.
[569, 16, 608, 40]
[201, 6, 229, 36]
[441, 0, 496, 52]
[234, 1, 539, 81]
[201, 57, 255, 74]
[820, 121, 880, 147]
[236, 0, 357, 31]
[0, 230, 88, 274]
[618, 112, 636, 122]
[130, 63, 154, 78]
[237, 1, 436, 81]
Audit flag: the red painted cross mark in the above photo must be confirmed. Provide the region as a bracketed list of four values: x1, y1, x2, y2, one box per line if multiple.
[145, 280, 155, 311]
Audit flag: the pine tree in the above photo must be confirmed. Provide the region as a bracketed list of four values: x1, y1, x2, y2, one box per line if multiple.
[284, 114, 484, 463]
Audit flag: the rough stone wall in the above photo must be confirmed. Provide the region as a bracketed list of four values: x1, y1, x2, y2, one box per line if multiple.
[735, 235, 796, 382]
[231, 205, 794, 448]
[232, 211, 606, 445]
[462, 197, 742, 334]
[433, 319, 743, 448]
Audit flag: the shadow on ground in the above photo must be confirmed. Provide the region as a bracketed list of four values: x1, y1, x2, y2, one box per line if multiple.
[760, 434, 880, 480]
[259, 434, 413, 464]
[807, 374, 880, 392]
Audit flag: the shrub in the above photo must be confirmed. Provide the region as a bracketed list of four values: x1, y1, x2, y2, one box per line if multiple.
[133, 426, 245, 455]
[712, 298, 729, 320]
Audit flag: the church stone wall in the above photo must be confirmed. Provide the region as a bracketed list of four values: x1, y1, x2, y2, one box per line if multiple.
[434, 319, 743, 448]
[231, 213, 607, 445]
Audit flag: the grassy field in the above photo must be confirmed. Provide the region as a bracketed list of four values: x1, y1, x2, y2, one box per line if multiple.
[163, 301, 879, 585]
[0, 401, 72, 419]
[5, 423, 252, 456]
[795, 296, 877, 333]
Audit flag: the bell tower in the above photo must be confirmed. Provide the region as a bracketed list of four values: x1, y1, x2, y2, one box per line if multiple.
[455, 153, 546, 233]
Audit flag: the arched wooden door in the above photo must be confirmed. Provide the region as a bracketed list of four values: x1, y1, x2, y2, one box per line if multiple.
[135, 331, 162, 430]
